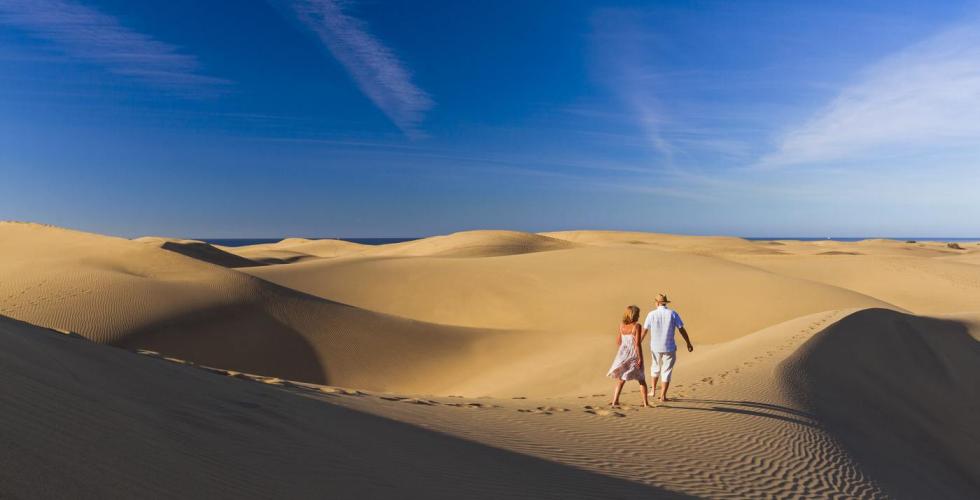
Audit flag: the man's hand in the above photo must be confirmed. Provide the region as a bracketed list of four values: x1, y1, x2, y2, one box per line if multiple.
[679, 327, 694, 353]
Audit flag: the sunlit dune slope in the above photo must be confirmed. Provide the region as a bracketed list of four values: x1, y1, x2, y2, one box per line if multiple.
[220, 231, 575, 263]
[541, 230, 784, 255]
[6, 223, 978, 401]
[729, 252, 980, 314]
[2, 223, 978, 498]
[0, 222, 523, 393]
[363, 230, 577, 257]
[219, 237, 368, 264]
[246, 244, 896, 342]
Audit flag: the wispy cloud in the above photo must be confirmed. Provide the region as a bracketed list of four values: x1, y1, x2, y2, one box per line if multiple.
[762, 21, 980, 167]
[590, 9, 673, 163]
[280, 0, 432, 137]
[0, 0, 225, 91]
[589, 8, 757, 173]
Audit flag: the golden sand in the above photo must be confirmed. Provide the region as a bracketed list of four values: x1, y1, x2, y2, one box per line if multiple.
[1, 221, 977, 497]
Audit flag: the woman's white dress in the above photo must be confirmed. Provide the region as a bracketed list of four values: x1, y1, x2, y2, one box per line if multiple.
[607, 327, 644, 381]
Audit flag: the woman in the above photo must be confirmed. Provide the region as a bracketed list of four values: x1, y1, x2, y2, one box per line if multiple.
[607, 305, 650, 407]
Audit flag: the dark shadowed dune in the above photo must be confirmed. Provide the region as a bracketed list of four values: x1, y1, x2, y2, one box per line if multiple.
[0, 315, 676, 499]
[780, 309, 980, 499]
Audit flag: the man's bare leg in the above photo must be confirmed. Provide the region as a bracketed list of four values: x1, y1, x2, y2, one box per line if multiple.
[659, 380, 671, 402]
[650, 377, 659, 402]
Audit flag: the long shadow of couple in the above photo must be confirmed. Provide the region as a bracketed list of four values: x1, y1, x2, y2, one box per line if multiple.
[656, 398, 821, 428]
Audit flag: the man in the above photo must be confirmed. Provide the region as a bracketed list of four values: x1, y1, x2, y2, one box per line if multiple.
[642, 293, 693, 402]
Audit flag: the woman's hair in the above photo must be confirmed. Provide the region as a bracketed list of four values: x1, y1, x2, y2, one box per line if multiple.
[622, 305, 640, 324]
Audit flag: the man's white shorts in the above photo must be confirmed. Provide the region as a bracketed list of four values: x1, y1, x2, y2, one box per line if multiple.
[650, 351, 677, 382]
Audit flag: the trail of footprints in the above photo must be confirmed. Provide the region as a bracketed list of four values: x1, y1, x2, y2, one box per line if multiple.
[131, 310, 843, 420]
[128, 311, 884, 497]
[682, 311, 840, 396]
[135, 349, 640, 417]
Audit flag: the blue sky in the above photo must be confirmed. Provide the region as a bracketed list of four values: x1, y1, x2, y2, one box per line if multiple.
[1, 0, 978, 237]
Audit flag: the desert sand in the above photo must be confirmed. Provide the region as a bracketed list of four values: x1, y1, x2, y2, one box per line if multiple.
[1, 221, 977, 498]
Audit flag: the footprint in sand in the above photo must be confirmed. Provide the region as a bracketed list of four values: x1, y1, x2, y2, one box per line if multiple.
[618, 404, 648, 412]
[319, 387, 364, 396]
[400, 398, 439, 405]
[538, 406, 569, 412]
[585, 408, 626, 417]
[448, 402, 496, 409]
[518, 408, 553, 415]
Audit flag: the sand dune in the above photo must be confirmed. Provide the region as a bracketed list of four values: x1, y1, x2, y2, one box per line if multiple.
[729, 253, 980, 315]
[246, 244, 894, 340]
[936, 243, 980, 266]
[219, 231, 573, 263]
[781, 308, 980, 498]
[2, 222, 978, 497]
[240, 232, 908, 399]
[543, 229, 784, 256]
[0, 315, 659, 499]
[285, 308, 977, 498]
[219, 237, 368, 264]
[6, 298, 976, 497]
[135, 236, 265, 267]
[339, 312, 896, 498]
[0, 222, 526, 393]
[364, 230, 577, 257]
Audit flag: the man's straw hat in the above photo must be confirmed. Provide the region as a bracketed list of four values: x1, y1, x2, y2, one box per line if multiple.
[655, 293, 671, 304]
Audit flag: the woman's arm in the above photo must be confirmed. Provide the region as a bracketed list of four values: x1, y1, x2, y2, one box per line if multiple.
[633, 324, 644, 366]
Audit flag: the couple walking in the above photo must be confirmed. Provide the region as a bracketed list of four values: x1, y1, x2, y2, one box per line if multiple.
[606, 294, 694, 407]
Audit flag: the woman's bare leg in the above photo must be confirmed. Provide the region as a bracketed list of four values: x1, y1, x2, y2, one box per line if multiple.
[611, 380, 625, 406]
[639, 381, 650, 407]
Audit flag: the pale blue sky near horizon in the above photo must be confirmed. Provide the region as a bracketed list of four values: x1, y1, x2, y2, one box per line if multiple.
[1, 0, 979, 238]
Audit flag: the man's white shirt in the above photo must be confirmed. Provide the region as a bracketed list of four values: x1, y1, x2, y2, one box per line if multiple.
[644, 305, 684, 353]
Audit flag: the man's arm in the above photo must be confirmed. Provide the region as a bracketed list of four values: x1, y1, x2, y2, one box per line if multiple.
[678, 327, 693, 352]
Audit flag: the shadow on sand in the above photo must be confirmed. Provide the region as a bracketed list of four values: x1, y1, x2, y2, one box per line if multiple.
[780, 308, 980, 499]
[657, 398, 821, 428]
